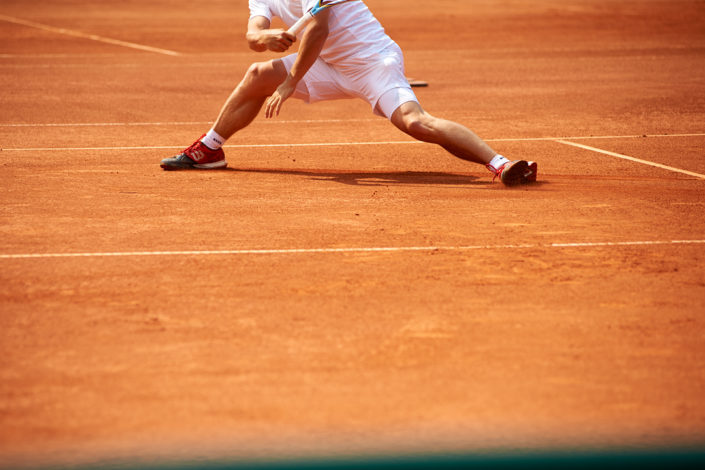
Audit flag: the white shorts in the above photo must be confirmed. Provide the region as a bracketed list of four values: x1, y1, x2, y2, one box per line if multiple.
[280, 45, 418, 119]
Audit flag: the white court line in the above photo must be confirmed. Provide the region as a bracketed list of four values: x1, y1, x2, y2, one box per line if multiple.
[0, 119, 378, 128]
[0, 14, 180, 57]
[1, 240, 703, 260]
[3, 133, 705, 153]
[1, 43, 701, 58]
[1, 141, 420, 152]
[1, 116, 704, 143]
[0, 53, 133, 58]
[1, 44, 702, 61]
[555, 139, 705, 179]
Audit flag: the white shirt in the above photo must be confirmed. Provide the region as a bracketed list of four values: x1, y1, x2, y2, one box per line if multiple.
[248, 0, 398, 67]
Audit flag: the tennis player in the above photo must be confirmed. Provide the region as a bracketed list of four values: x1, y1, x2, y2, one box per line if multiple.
[161, 0, 537, 185]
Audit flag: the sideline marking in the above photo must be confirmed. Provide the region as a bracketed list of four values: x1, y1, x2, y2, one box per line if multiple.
[2, 142, 420, 152]
[2, 43, 702, 61]
[0, 119, 379, 128]
[555, 139, 705, 179]
[3, 133, 705, 153]
[1, 240, 703, 260]
[0, 14, 180, 56]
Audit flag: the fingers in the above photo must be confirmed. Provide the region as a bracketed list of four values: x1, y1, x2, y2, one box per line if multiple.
[264, 93, 282, 119]
[268, 41, 288, 53]
[267, 31, 296, 52]
[276, 35, 293, 51]
[264, 95, 274, 119]
[265, 79, 295, 118]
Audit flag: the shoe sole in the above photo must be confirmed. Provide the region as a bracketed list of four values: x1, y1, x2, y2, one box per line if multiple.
[194, 160, 227, 169]
[160, 160, 228, 171]
[501, 160, 537, 185]
[526, 161, 538, 183]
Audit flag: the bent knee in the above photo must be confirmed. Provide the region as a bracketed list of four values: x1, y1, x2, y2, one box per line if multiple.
[403, 114, 439, 141]
[243, 60, 285, 94]
[244, 61, 276, 83]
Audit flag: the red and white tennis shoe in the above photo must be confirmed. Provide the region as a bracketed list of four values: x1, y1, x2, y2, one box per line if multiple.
[488, 160, 538, 185]
[161, 135, 227, 170]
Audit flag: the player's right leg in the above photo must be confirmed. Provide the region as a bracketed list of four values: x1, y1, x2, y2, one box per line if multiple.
[212, 59, 288, 139]
[390, 101, 537, 185]
[161, 59, 288, 171]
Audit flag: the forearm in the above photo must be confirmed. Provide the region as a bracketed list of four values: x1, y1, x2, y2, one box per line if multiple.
[263, 10, 329, 119]
[286, 16, 329, 84]
[246, 17, 270, 51]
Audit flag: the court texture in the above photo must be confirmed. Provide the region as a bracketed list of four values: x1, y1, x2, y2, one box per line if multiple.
[1, 0, 704, 468]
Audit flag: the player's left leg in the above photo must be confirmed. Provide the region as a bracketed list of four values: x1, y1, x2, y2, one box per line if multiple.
[390, 101, 495, 165]
[390, 101, 537, 185]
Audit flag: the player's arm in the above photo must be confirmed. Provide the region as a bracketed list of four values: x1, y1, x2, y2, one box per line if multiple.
[264, 9, 330, 118]
[246, 16, 296, 53]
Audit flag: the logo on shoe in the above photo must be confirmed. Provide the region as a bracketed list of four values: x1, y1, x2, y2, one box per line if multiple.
[189, 149, 206, 162]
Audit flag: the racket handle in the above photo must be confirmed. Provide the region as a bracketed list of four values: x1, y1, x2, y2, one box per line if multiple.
[287, 11, 314, 36]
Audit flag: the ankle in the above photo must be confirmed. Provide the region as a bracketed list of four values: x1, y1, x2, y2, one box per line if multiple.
[487, 154, 510, 173]
[201, 129, 225, 150]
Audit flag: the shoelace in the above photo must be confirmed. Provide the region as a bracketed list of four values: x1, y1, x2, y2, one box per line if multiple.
[486, 163, 503, 182]
[185, 140, 204, 154]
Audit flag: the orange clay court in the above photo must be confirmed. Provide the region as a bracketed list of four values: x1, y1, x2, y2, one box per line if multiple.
[1, 0, 704, 468]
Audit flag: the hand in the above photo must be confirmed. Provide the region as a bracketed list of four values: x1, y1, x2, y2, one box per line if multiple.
[261, 29, 296, 53]
[265, 79, 297, 118]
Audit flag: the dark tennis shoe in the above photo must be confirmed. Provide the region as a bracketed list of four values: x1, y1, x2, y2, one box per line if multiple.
[161, 135, 227, 170]
[488, 160, 538, 185]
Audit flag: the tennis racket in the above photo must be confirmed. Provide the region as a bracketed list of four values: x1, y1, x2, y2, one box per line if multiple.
[287, 0, 358, 36]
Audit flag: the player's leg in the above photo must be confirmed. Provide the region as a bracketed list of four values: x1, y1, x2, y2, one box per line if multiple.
[160, 59, 287, 170]
[390, 101, 537, 185]
[390, 101, 495, 165]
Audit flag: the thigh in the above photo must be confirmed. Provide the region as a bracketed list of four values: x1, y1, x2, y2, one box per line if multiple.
[343, 46, 419, 118]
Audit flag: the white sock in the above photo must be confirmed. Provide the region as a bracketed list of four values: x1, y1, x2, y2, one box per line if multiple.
[487, 154, 510, 172]
[201, 129, 225, 150]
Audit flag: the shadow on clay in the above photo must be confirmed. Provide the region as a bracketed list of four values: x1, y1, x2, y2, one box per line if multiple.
[225, 167, 489, 187]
